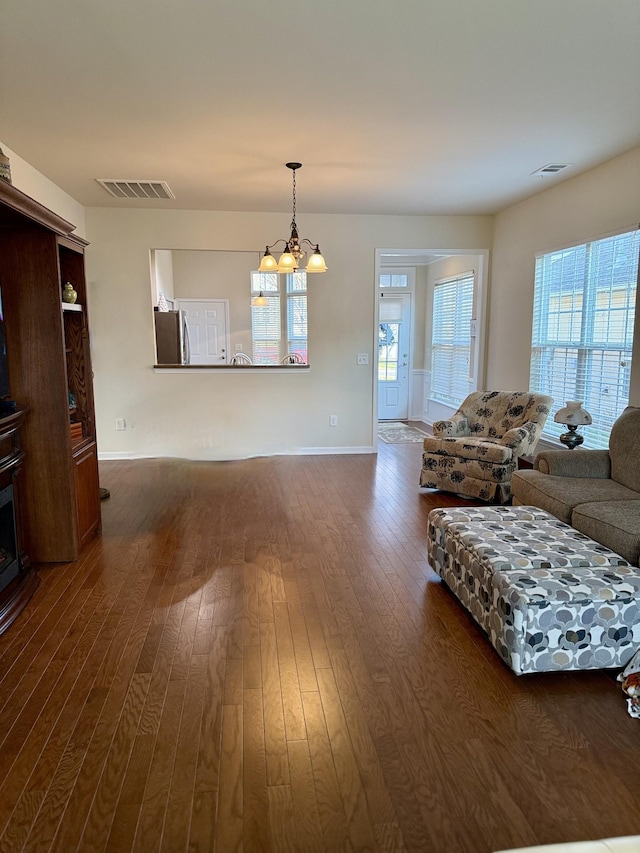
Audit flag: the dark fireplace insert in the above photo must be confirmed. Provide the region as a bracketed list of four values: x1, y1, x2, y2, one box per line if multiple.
[0, 483, 19, 594]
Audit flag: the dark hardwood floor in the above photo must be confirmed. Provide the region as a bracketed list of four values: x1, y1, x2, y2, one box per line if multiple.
[0, 440, 638, 852]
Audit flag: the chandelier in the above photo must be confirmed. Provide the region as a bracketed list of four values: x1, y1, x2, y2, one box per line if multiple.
[258, 162, 328, 274]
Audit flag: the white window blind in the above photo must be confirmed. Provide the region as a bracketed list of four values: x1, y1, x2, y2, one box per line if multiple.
[431, 273, 474, 406]
[251, 299, 281, 364]
[379, 296, 403, 322]
[530, 228, 640, 448]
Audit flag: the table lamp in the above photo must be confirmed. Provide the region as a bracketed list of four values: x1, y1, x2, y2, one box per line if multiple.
[554, 401, 592, 449]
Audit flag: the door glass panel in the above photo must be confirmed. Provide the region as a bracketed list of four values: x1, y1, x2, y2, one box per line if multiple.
[379, 322, 399, 381]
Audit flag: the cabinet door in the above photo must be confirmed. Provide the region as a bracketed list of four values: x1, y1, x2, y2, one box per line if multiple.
[73, 441, 101, 549]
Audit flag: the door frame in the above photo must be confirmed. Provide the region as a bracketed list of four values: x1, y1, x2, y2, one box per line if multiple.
[372, 248, 490, 451]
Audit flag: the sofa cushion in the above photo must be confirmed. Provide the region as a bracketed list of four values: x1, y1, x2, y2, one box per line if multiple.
[494, 836, 640, 852]
[572, 500, 640, 566]
[609, 406, 640, 492]
[422, 435, 513, 464]
[511, 470, 639, 524]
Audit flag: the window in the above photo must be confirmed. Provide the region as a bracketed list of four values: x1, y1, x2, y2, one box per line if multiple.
[530, 229, 640, 448]
[379, 273, 409, 288]
[251, 271, 307, 364]
[430, 273, 474, 406]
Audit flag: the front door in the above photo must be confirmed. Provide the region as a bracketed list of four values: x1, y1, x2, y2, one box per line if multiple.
[177, 299, 229, 365]
[378, 293, 411, 420]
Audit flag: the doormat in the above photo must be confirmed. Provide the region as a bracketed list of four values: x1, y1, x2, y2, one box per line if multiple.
[378, 422, 428, 443]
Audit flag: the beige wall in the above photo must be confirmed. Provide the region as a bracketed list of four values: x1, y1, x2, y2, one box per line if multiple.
[413, 266, 428, 372]
[84, 208, 492, 459]
[151, 249, 175, 305]
[0, 141, 86, 237]
[6, 140, 639, 459]
[489, 146, 640, 404]
[171, 250, 258, 357]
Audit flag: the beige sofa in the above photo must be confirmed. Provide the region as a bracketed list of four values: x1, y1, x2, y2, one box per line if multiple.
[494, 838, 640, 852]
[511, 407, 640, 565]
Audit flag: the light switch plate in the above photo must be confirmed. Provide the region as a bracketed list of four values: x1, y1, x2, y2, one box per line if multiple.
[357, 353, 369, 365]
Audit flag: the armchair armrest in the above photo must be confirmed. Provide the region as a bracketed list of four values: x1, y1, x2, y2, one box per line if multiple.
[500, 423, 540, 458]
[534, 449, 611, 479]
[433, 413, 469, 437]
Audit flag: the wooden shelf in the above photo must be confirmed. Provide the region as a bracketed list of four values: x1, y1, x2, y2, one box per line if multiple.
[61, 302, 82, 312]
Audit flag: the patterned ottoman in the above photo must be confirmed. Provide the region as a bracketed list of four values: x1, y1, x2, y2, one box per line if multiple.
[427, 505, 640, 675]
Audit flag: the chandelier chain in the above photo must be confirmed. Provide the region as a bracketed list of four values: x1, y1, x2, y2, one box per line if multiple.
[290, 168, 297, 230]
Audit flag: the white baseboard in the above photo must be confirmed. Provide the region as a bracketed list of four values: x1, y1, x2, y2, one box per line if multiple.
[98, 446, 376, 462]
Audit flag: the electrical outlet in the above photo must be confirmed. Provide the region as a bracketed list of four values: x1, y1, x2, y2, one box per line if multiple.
[235, 344, 242, 351]
[115, 418, 126, 431]
[357, 353, 369, 365]
[329, 415, 338, 427]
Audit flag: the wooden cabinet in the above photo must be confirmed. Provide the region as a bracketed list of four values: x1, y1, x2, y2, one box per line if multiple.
[0, 181, 101, 563]
[73, 441, 101, 551]
[0, 408, 38, 633]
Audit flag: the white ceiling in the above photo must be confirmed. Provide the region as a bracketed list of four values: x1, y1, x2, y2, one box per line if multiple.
[1, 0, 639, 216]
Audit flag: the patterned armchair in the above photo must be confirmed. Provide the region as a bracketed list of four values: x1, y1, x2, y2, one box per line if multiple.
[420, 390, 553, 503]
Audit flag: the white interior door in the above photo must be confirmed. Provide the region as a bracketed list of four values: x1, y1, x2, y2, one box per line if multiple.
[378, 293, 411, 420]
[177, 299, 229, 365]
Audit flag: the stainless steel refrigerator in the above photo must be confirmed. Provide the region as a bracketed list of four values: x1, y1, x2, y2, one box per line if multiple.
[154, 310, 190, 364]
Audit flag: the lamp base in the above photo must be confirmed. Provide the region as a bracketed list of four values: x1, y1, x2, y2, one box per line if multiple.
[559, 425, 584, 450]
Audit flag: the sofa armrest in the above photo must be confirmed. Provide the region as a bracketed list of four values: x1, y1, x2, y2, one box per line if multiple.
[433, 413, 469, 437]
[534, 449, 611, 478]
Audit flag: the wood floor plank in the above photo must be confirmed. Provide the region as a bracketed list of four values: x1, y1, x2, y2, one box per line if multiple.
[159, 653, 208, 852]
[316, 667, 380, 851]
[300, 691, 352, 850]
[243, 687, 270, 852]
[132, 678, 188, 853]
[193, 625, 228, 797]
[260, 620, 290, 788]
[215, 703, 243, 852]
[266, 785, 297, 853]
[287, 738, 324, 853]
[273, 602, 306, 742]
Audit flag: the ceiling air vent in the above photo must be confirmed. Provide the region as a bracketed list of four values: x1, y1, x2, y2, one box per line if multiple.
[530, 164, 570, 176]
[96, 179, 175, 200]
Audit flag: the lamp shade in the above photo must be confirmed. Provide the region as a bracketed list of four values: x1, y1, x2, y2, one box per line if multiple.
[258, 248, 278, 272]
[554, 401, 592, 426]
[277, 247, 297, 273]
[252, 292, 268, 307]
[306, 246, 327, 273]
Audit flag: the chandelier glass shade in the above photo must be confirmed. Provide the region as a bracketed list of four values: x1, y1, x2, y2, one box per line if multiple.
[258, 163, 327, 274]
